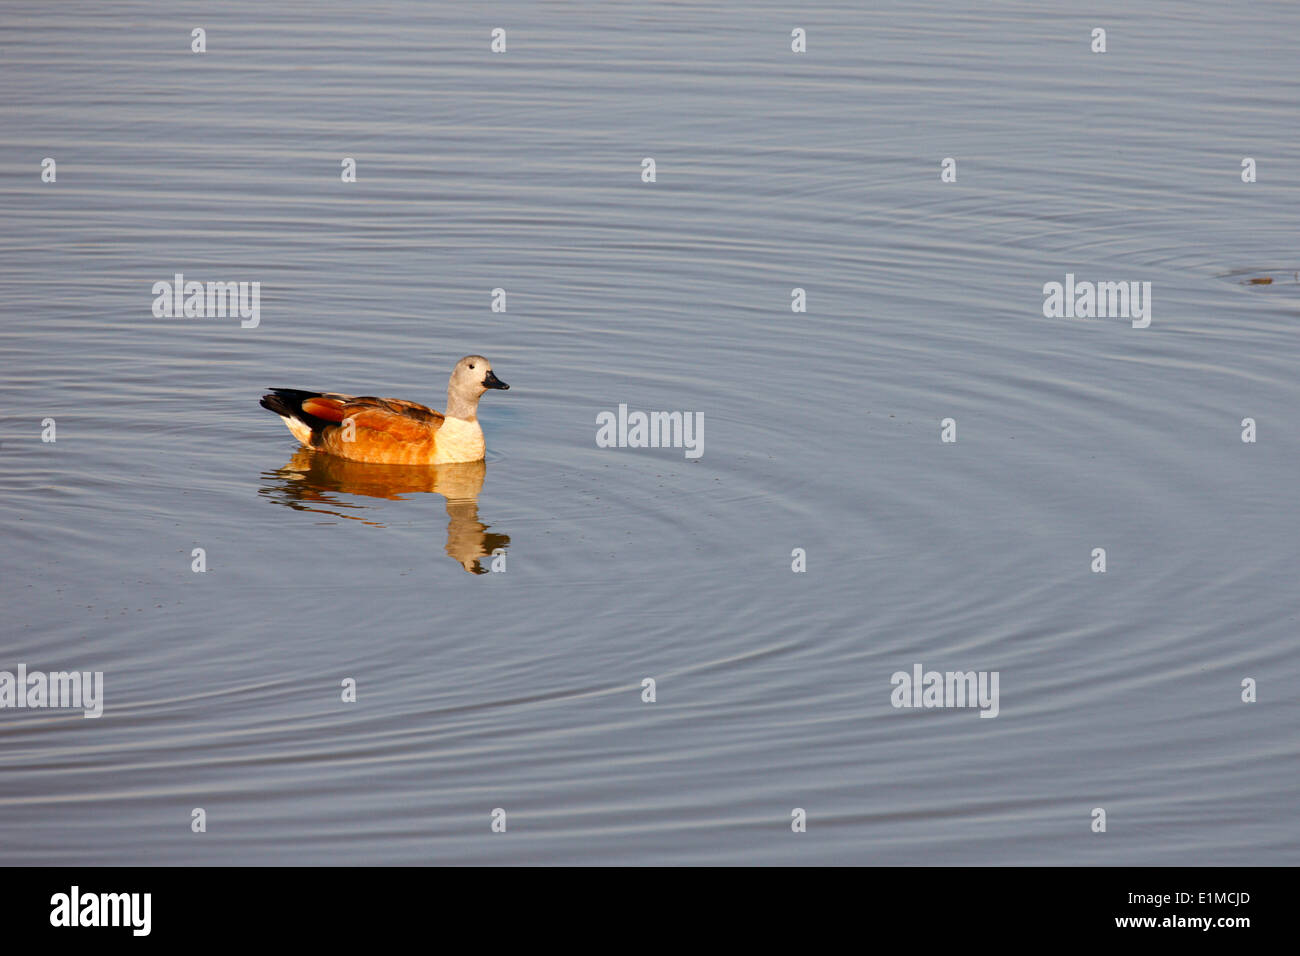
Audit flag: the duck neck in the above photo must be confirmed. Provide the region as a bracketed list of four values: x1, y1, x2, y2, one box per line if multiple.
[445, 389, 480, 422]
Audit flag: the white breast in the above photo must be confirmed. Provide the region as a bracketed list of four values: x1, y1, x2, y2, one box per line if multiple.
[433, 417, 486, 463]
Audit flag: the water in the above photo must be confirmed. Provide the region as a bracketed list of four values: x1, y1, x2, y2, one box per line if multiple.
[2, 0, 1297, 865]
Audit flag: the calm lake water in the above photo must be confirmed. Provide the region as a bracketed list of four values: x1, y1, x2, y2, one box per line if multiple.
[2, 1, 1297, 865]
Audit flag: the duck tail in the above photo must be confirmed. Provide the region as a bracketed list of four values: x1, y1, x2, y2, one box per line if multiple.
[260, 388, 334, 433]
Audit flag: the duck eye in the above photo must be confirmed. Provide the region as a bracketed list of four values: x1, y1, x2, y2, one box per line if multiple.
[468, 364, 475, 369]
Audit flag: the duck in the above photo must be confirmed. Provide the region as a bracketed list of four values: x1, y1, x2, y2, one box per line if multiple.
[260, 355, 509, 465]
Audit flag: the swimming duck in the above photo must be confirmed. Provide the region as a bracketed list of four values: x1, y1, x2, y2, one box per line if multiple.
[260, 355, 509, 465]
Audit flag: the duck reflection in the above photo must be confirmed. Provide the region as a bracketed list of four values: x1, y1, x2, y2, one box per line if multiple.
[261, 448, 510, 574]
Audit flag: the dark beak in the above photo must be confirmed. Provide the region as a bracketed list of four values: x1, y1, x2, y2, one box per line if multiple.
[483, 369, 509, 390]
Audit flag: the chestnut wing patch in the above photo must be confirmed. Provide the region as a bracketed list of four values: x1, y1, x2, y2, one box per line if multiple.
[334, 396, 444, 443]
[300, 397, 348, 422]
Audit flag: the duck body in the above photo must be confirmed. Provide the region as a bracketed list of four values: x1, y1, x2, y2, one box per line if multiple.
[260, 355, 508, 465]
